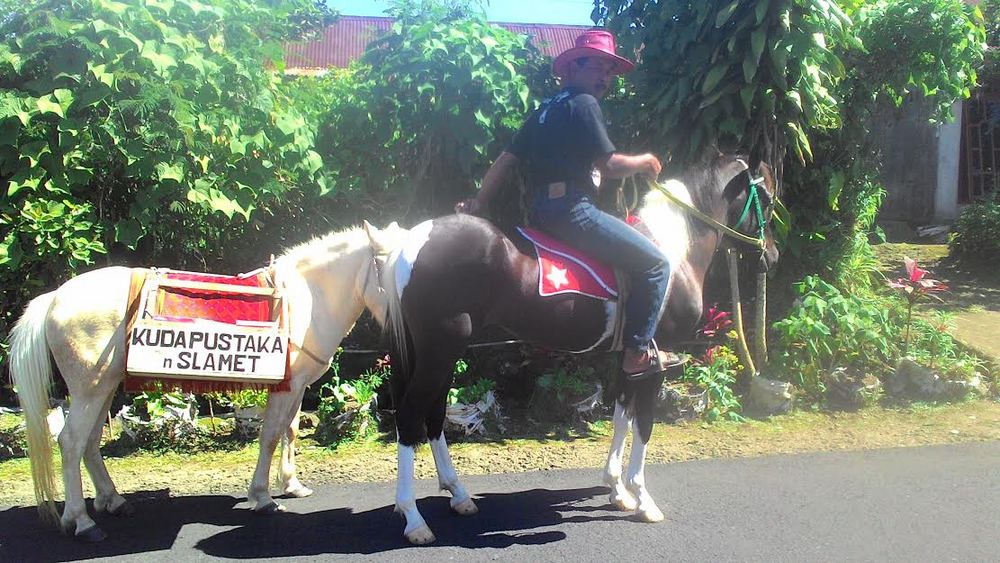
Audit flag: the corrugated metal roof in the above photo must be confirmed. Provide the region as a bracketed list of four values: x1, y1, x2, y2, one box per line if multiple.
[283, 15, 591, 71]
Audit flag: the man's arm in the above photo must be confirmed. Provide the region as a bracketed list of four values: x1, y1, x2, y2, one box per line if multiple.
[597, 152, 662, 180]
[455, 151, 519, 215]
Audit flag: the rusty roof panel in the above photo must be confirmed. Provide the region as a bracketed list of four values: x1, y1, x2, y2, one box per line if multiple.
[283, 16, 591, 70]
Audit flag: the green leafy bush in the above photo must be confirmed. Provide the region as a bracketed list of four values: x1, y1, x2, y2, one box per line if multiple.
[949, 196, 1000, 259]
[0, 0, 334, 377]
[772, 276, 899, 401]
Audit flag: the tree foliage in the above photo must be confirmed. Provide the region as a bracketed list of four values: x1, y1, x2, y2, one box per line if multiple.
[596, 0, 854, 166]
[342, 0, 546, 217]
[0, 0, 331, 363]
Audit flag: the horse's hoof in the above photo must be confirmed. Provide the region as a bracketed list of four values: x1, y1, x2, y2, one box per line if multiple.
[635, 504, 665, 523]
[284, 485, 314, 498]
[254, 501, 286, 515]
[108, 500, 136, 517]
[610, 492, 638, 512]
[451, 497, 478, 516]
[405, 524, 436, 545]
[75, 524, 108, 543]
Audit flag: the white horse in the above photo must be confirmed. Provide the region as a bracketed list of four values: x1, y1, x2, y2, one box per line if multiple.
[8, 221, 406, 541]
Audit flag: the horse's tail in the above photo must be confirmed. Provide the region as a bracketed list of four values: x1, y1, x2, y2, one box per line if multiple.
[9, 291, 60, 524]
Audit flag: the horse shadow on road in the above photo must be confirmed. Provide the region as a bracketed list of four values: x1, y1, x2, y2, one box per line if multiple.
[0, 485, 627, 560]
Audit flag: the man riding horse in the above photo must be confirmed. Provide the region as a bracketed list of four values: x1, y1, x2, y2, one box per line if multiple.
[456, 30, 682, 379]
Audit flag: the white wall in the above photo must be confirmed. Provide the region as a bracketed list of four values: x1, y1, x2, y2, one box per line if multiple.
[935, 101, 963, 222]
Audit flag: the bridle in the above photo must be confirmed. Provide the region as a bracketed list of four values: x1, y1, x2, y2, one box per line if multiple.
[643, 171, 772, 251]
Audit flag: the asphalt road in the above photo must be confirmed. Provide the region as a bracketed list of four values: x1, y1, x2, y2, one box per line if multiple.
[2, 441, 998, 562]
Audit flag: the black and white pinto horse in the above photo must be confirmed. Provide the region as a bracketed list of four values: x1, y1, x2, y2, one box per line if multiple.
[369, 153, 780, 544]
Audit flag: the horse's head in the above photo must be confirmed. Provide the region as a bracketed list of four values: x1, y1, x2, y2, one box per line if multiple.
[361, 220, 409, 316]
[713, 154, 780, 270]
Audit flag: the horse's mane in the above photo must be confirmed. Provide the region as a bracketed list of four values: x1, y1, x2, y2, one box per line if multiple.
[276, 226, 369, 272]
[673, 151, 746, 214]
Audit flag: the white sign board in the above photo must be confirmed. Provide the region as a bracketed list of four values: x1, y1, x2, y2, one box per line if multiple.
[126, 320, 286, 383]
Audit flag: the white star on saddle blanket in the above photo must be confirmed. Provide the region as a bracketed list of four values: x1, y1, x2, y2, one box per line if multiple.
[546, 266, 569, 289]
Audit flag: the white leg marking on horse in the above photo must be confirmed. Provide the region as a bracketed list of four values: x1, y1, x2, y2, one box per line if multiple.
[393, 220, 435, 299]
[429, 434, 477, 515]
[397, 443, 434, 544]
[626, 416, 664, 523]
[604, 401, 638, 511]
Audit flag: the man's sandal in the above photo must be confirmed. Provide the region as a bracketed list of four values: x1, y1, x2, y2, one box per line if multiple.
[623, 342, 690, 381]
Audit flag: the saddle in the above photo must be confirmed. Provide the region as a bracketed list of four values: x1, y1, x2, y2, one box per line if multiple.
[517, 224, 650, 352]
[516, 226, 619, 300]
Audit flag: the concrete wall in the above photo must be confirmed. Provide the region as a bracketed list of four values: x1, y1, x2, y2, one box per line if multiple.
[873, 97, 941, 224]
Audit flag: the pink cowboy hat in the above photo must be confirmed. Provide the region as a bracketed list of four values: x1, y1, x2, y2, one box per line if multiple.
[552, 29, 635, 78]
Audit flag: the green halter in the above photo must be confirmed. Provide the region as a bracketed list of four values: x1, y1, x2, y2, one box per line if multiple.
[736, 176, 767, 243]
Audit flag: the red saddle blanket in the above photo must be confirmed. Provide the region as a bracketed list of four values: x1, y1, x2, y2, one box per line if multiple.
[517, 227, 618, 301]
[156, 271, 273, 324]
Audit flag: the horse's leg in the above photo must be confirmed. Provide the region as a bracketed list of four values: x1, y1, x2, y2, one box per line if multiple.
[603, 400, 639, 511]
[57, 383, 119, 541]
[395, 344, 467, 545]
[85, 389, 133, 517]
[278, 408, 313, 498]
[626, 374, 666, 523]
[394, 368, 441, 545]
[248, 380, 312, 513]
[427, 392, 477, 516]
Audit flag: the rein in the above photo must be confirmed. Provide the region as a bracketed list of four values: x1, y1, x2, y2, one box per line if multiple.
[640, 176, 767, 250]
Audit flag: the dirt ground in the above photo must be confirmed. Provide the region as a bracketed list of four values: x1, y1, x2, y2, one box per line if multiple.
[2, 400, 998, 506]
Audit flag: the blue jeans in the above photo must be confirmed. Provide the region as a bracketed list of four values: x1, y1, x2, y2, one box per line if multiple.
[532, 194, 669, 350]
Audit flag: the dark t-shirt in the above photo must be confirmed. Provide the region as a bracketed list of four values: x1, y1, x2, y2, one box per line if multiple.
[508, 87, 615, 205]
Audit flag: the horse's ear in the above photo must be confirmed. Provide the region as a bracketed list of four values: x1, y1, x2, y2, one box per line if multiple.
[363, 220, 390, 254]
[756, 161, 776, 195]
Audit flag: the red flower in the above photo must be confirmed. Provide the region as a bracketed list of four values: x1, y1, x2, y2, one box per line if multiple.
[701, 345, 720, 365]
[887, 257, 947, 300]
[699, 306, 733, 338]
[375, 354, 391, 370]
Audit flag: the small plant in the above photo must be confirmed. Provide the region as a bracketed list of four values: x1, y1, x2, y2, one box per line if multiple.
[130, 385, 195, 422]
[448, 378, 495, 406]
[681, 345, 744, 422]
[0, 413, 27, 460]
[117, 385, 203, 451]
[314, 353, 386, 447]
[887, 257, 947, 356]
[698, 305, 733, 338]
[225, 389, 269, 411]
[908, 313, 983, 382]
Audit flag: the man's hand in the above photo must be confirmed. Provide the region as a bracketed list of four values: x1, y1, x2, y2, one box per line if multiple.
[455, 198, 484, 215]
[640, 153, 662, 180]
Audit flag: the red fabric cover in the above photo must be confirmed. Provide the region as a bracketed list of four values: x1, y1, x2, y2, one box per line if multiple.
[517, 227, 617, 301]
[157, 271, 271, 323]
[125, 270, 293, 394]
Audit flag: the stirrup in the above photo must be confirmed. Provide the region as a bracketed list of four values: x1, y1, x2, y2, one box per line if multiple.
[623, 341, 687, 381]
